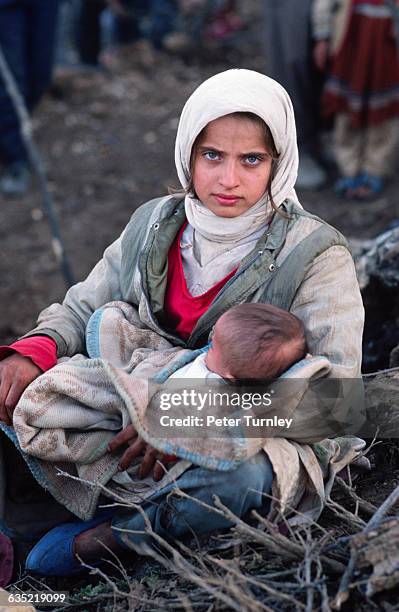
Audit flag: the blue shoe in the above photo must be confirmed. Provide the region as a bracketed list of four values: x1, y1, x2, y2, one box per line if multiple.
[334, 175, 360, 198]
[357, 173, 384, 198]
[25, 509, 115, 576]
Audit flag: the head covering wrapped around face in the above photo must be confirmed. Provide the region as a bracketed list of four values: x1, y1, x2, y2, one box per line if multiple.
[174, 69, 300, 243]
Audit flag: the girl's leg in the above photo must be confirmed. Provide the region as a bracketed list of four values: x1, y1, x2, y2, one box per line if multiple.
[26, 453, 274, 573]
[333, 113, 364, 197]
[363, 119, 399, 180]
[111, 452, 273, 551]
[334, 113, 363, 179]
[345, 119, 399, 199]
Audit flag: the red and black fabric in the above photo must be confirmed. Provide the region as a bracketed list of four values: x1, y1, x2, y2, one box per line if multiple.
[323, 0, 399, 127]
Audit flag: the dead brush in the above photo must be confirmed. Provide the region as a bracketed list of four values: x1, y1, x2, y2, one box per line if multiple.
[14, 463, 399, 611]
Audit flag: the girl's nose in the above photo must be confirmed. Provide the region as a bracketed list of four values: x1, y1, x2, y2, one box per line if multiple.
[219, 161, 240, 189]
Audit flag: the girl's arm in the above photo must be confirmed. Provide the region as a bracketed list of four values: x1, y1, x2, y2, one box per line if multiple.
[18, 195, 170, 358]
[290, 244, 364, 378]
[311, 0, 334, 71]
[22, 233, 125, 358]
[311, 0, 334, 42]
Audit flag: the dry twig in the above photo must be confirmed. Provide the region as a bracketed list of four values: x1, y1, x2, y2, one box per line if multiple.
[326, 499, 367, 532]
[210, 556, 306, 610]
[334, 476, 378, 517]
[332, 484, 399, 609]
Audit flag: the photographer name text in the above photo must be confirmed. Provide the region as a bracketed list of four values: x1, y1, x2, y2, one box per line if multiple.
[159, 415, 293, 428]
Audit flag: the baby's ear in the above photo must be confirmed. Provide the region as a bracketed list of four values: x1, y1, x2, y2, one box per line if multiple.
[208, 326, 215, 343]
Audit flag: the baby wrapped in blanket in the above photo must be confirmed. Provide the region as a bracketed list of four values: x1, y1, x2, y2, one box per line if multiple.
[85, 300, 309, 471]
[100, 301, 309, 471]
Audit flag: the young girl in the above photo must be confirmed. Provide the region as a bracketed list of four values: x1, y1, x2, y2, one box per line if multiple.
[0, 69, 364, 576]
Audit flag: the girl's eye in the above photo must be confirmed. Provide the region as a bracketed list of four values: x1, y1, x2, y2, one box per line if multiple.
[203, 150, 220, 161]
[245, 155, 262, 165]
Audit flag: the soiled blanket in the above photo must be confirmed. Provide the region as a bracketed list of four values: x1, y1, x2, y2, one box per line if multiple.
[11, 302, 365, 523]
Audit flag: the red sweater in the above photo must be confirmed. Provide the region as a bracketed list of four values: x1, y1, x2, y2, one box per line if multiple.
[0, 336, 57, 372]
[163, 222, 237, 339]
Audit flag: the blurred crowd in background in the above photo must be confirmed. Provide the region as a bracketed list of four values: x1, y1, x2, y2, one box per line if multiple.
[0, 0, 398, 200]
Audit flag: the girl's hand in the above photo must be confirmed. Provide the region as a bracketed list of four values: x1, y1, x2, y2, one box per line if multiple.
[108, 424, 177, 481]
[313, 39, 329, 72]
[0, 353, 41, 425]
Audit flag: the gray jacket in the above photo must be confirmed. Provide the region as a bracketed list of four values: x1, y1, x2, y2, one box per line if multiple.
[26, 196, 364, 378]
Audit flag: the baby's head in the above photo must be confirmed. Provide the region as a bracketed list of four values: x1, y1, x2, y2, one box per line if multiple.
[205, 303, 307, 381]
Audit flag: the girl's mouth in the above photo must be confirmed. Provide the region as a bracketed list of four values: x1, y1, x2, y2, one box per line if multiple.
[213, 194, 241, 206]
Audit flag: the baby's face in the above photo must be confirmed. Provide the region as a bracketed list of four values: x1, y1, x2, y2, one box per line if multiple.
[205, 319, 233, 378]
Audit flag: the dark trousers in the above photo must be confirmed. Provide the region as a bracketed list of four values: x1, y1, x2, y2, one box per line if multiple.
[77, 0, 178, 62]
[0, 0, 60, 164]
[76, 0, 106, 65]
[111, 0, 178, 49]
[262, 0, 323, 153]
[146, 0, 178, 49]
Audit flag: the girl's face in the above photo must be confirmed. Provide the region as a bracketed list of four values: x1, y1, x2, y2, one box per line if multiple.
[192, 115, 273, 218]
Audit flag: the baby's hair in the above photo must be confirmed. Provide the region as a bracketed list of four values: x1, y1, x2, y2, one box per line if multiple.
[184, 112, 285, 217]
[216, 303, 307, 381]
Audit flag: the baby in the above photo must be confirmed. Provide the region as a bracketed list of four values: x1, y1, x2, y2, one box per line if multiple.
[170, 302, 308, 382]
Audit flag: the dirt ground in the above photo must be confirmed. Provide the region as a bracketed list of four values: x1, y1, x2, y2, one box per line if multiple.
[0, 39, 398, 349]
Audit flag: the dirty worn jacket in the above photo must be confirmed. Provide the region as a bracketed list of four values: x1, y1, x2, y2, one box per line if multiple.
[25, 196, 364, 379]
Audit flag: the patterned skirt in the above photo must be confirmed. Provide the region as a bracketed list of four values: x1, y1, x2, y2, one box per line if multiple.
[323, 0, 399, 127]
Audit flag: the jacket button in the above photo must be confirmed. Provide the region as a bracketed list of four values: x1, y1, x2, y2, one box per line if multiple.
[269, 263, 276, 272]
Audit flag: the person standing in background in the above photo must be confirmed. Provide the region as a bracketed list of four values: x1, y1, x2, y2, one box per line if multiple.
[76, 0, 107, 67]
[312, 0, 399, 199]
[262, 0, 327, 190]
[0, 0, 60, 196]
[76, 0, 178, 67]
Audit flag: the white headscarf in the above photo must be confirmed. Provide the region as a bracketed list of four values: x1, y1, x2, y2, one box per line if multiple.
[175, 69, 300, 244]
